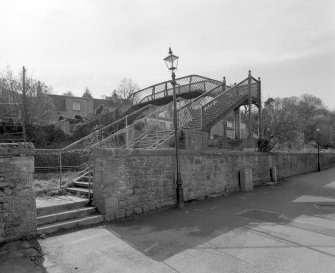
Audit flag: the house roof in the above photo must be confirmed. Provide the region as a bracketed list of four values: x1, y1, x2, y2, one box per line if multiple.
[93, 98, 118, 110]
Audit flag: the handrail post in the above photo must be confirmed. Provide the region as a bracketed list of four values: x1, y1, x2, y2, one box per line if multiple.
[88, 149, 93, 202]
[258, 77, 262, 143]
[189, 75, 192, 92]
[200, 106, 203, 131]
[248, 70, 252, 138]
[59, 150, 62, 188]
[223, 76, 226, 92]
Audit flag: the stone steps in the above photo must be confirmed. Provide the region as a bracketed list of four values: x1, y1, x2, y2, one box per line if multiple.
[76, 175, 93, 182]
[37, 199, 104, 235]
[135, 130, 175, 149]
[37, 215, 104, 235]
[133, 131, 169, 148]
[73, 181, 92, 189]
[64, 169, 93, 199]
[37, 207, 97, 226]
[37, 200, 89, 217]
[66, 187, 91, 196]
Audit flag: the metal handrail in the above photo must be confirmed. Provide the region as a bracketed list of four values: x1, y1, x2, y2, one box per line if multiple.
[176, 76, 260, 130]
[62, 103, 157, 151]
[137, 79, 219, 104]
[129, 75, 221, 104]
[94, 98, 183, 149]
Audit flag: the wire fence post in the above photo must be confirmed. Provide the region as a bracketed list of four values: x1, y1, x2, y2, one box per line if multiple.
[59, 149, 62, 188]
[88, 149, 93, 203]
[22, 66, 27, 143]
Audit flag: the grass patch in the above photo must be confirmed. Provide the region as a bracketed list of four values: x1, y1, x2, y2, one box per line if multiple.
[33, 172, 77, 197]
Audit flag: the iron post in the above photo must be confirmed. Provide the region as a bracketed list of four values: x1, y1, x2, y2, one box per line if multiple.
[172, 72, 184, 208]
[317, 128, 320, 172]
[164, 47, 184, 208]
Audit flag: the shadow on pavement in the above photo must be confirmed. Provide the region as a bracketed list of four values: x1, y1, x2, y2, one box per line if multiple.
[104, 167, 335, 261]
[0, 239, 47, 273]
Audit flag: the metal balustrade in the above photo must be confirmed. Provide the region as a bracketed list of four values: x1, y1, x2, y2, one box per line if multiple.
[95, 99, 184, 149]
[177, 75, 260, 131]
[129, 75, 221, 105]
[57, 75, 221, 153]
[34, 74, 261, 171]
[34, 104, 158, 172]
[63, 104, 158, 151]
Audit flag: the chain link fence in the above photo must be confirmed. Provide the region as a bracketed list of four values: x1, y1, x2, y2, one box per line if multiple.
[33, 148, 91, 193]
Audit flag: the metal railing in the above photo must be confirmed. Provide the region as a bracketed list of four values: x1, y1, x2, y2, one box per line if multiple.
[62, 104, 158, 152]
[177, 76, 260, 130]
[33, 104, 159, 187]
[77, 75, 220, 134]
[32, 75, 222, 185]
[95, 99, 185, 149]
[129, 75, 221, 104]
[201, 78, 259, 130]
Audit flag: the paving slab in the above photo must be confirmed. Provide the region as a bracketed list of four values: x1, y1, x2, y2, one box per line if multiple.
[39, 227, 174, 273]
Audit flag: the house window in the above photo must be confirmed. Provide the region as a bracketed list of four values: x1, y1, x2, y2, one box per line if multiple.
[73, 102, 81, 111]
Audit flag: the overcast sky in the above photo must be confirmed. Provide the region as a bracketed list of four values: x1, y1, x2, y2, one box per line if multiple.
[1, 0, 334, 107]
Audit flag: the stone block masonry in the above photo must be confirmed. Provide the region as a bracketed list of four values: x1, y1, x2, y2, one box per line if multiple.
[0, 143, 36, 244]
[93, 148, 335, 221]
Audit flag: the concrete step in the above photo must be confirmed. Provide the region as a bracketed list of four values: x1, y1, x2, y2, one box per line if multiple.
[66, 187, 91, 196]
[77, 176, 93, 182]
[37, 200, 89, 217]
[37, 207, 97, 226]
[37, 214, 104, 235]
[73, 181, 93, 189]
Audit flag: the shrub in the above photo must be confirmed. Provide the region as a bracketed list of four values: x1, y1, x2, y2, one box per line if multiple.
[95, 104, 104, 115]
[258, 138, 271, 152]
[26, 124, 72, 149]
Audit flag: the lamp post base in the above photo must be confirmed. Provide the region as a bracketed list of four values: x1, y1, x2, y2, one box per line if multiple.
[175, 173, 184, 208]
[318, 162, 321, 172]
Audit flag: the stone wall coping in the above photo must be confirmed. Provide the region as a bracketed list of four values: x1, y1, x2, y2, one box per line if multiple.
[0, 142, 35, 156]
[183, 129, 209, 135]
[92, 148, 334, 157]
[35, 148, 62, 154]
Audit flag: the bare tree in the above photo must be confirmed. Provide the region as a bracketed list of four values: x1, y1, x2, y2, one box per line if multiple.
[260, 97, 301, 151]
[115, 78, 140, 99]
[0, 67, 56, 126]
[259, 94, 335, 151]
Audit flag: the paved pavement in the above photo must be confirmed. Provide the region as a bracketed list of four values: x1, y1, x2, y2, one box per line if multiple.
[3, 167, 335, 272]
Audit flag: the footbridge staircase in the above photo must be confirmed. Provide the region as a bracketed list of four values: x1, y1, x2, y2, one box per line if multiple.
[76, 75, 221, 134]
[33, 72, 260, 234]
[93, 71, 261, 151]
[35, 75, 222, 196]
[124, 72, 262, 150]
[178, 72, 261, 132]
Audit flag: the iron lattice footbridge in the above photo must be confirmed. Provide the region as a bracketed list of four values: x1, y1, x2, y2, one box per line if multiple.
[35, 72, 261, 172]
[95, 72, 261, 149]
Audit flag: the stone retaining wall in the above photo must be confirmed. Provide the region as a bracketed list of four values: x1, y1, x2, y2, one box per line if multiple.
[93, 148, 335, 221]
[0, 143, 36, 243]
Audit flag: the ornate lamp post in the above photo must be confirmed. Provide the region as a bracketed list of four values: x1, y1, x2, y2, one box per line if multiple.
[164, 47, 184, 208]
[317, 128, 320, 172]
